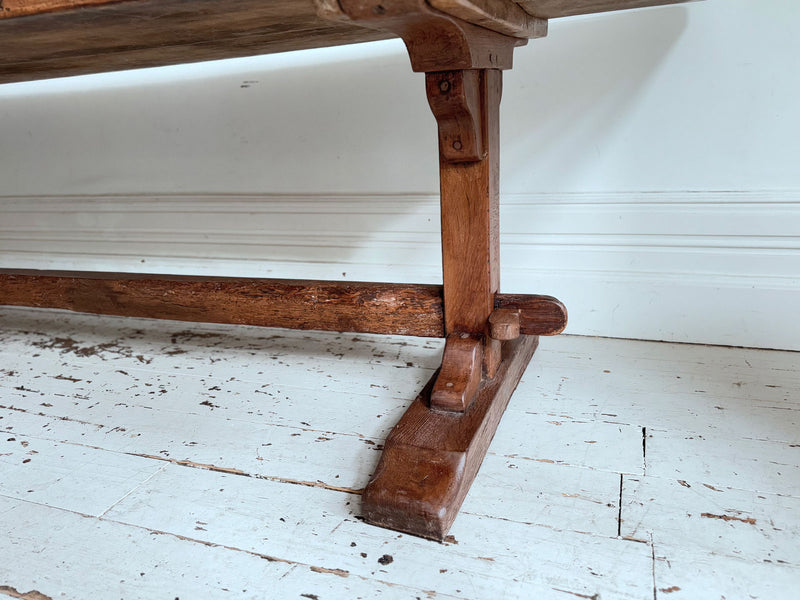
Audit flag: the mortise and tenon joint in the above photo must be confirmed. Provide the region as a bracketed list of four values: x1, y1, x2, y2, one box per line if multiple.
[315, 0, 567, 539]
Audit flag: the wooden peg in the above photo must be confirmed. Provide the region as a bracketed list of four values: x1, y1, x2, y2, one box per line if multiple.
[489, 307, 520, 340]
[494, 293, 567, 336]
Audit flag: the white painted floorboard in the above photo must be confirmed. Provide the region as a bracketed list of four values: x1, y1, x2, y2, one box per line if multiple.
[0, 307, 798, 600]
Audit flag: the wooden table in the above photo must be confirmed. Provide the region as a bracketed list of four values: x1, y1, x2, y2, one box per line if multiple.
[0, 0, 694, 540]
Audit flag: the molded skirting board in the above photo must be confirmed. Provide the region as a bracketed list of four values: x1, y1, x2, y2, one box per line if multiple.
[1, 191, 798, 350]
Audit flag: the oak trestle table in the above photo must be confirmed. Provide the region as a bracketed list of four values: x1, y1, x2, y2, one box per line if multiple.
[0, 0, 694, 540]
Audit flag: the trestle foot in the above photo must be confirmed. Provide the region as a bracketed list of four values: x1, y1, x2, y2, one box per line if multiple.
[362, 335, 538, 540]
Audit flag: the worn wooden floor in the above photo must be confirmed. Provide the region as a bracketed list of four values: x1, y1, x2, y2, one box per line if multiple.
[0, 306, 798, 600]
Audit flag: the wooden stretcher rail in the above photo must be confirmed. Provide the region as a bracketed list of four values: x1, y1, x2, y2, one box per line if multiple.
[0, 269, 567, 338]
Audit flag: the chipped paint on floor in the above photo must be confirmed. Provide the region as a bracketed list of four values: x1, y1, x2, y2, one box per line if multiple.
[0, 306, 798, 599]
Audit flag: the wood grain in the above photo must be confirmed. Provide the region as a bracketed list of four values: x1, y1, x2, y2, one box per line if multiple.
[0, 0, 525, 83]
[362, 334, 539, 540]
[0, 269, 566, 337]
[0, 270, 444, 337]
[494, 293, 567, 336]
[0, 0, 122, 18]
[426, 70, 487, 163]
[430, 333, 484, 412]
[517, 0, 695, 19]
[428, 0, 547, 38]
[488, 307, 520, 340]
[0, 0, 393, 84]
[336, 0, 525, 72]
[0, 0, 697, 83]
[436, 69, 501, 336]
[434, 67, 504, 382]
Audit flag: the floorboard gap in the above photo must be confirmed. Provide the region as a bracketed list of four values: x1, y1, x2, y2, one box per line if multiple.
[617, 473, 624, 538]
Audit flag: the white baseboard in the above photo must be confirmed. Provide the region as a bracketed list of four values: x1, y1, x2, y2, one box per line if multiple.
[2, 191, 798, 350]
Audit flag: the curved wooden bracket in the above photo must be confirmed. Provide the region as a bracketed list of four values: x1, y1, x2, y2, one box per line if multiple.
[426, 70, 487, 163]
[431, 332, 484, 412]
[325, 0, 527, 72]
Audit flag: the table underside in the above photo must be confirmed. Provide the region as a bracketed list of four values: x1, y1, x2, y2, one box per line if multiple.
[0, 0, 693, 84]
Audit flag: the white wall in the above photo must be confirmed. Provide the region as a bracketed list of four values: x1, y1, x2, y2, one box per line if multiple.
[1, 0, 799, 349]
